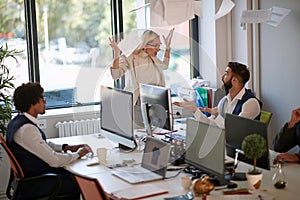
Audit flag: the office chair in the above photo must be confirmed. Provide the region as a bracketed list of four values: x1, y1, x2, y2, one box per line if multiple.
[260, 110, 273, 126]
[73, 173, 108, 200]
[0, 135, 62, 200]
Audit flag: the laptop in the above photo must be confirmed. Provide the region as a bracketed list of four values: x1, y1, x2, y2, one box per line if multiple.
[111, 137, 171, 184]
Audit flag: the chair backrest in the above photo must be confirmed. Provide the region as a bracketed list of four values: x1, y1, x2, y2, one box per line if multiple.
[0, 135, 24, 178]
[74, 174, 108, 200]
[260, 110, 273, 126]
[0, 135, 62, 200]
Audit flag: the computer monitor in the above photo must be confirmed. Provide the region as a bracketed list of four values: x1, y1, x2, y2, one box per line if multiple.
[185, 118, 227, 185]
[140, 84, 173, 136]
[100, 86, 136, 150]
[225, 113, 270, 170]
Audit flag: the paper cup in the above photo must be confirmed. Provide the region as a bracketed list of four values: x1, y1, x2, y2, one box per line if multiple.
[97, 148, 110, 164]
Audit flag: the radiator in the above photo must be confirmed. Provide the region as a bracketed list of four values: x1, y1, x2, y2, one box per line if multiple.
[55, 118, 101, 137]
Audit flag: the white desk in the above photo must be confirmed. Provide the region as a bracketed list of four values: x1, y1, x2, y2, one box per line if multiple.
[48, 134, 300, 200]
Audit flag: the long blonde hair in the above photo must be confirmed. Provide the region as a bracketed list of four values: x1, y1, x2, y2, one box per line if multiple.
[133, 30, 159, 54]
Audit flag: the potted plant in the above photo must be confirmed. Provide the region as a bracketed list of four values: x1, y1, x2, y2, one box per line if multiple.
[0, 43, 22, 195]
[242, 133, 267, 190]
[0, 43, 22, 137]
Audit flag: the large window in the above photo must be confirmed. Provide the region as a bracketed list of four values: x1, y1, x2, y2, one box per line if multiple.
[0, 1, 29, 92]
[37, 0, 113, 108]
[1, 0, 193, 110]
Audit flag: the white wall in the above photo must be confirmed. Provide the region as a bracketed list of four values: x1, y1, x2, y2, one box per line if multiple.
[259, 0, 300, 146]
[199, 0, 218, 87]
[231, 1, 249, 65]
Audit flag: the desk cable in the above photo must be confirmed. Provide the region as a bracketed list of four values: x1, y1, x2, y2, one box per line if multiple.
[164, 168, 184, 179]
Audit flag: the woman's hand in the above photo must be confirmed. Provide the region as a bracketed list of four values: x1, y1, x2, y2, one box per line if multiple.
[109, 36, 121, 54]
[163, 28, 175, 50]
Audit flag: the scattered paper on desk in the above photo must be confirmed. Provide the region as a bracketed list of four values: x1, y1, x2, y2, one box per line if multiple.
[240, 9, 272, 24]
[267, 6, 291, 27]
[177, 87, 196, 102]
[215, 0, 235, 20]
[111, 184, 168, 200]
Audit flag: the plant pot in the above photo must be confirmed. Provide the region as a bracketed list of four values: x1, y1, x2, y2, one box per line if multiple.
[246, 173, 263, 190]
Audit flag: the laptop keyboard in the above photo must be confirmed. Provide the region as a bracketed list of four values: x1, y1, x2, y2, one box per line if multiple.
[112, 167, 161, 182]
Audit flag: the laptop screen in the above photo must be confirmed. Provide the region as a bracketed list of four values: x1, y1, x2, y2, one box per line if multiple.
[141, 137, 170, 177]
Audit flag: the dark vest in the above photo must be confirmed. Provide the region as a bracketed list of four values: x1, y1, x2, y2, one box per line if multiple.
[219, 89, 261, 120]
[6, 114, 54, 177]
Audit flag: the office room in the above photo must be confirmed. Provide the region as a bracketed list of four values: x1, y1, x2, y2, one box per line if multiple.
[1, 0, 300, 199]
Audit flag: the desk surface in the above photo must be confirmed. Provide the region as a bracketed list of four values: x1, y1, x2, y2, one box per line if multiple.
[49, 134, 300, 200]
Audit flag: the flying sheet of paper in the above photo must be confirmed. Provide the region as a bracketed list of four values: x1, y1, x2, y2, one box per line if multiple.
[267, 6, 291, 27]
[240, 8, 272, 24]
[128, 3, 150, 13]
[117, 30, 142, 57]
[194, 1, 203, 18]
[215, 0, 235, 20]
[150, 0, 195, 27]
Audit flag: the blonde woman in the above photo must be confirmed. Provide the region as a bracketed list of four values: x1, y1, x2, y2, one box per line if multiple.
[109, 28, 174, 127]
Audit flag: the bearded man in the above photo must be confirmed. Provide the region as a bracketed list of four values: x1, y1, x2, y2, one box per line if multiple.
[173, 62, 261, 128]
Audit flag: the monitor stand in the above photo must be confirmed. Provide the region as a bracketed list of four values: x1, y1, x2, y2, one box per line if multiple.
[118, 143, 136, 152]
[209, 173, 231, 187]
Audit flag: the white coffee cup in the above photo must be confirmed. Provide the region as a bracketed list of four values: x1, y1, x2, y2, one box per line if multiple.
[181, 176, 192, 190]
[97, 148, 110, 164]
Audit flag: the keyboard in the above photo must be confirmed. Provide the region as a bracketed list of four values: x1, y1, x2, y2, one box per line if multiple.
[112, 166, 162, 183]
[164, 133, 186, 143]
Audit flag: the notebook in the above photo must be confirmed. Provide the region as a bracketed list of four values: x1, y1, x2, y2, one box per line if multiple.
[111, 137, 171, 184]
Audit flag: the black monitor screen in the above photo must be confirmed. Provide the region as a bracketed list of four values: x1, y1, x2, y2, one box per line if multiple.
[100, 86, 136, 150]
[185, 119, 226, 179]
[140, 84, 173, 132]
[225, 113, 270, 170]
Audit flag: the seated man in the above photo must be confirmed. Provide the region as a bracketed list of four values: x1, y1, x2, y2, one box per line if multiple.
[174, 62, 261, 128]
[6, 82, 94, 199]
[273, 107, 300, 163]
